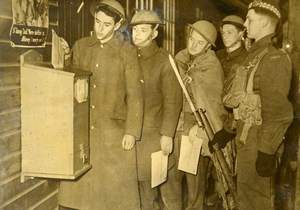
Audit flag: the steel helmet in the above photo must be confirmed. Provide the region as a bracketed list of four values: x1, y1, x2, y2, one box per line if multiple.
[90, 0, 125, 19]
[130, 10, 161, 26]
[188, 20, 217, 47]
[220, 15, 245, 29]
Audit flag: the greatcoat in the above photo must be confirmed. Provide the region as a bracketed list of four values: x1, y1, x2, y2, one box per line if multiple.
[59, 32, 143, 210]
[136, 41, 182, 181]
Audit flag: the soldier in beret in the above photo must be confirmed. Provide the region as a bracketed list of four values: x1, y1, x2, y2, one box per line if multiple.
[210, 0, 293, 209]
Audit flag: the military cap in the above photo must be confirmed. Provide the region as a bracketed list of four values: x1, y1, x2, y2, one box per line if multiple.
[220, 15, 245, 29]
[188, 20, 217, 47]
[90, 0, 125, 19]
[248, 0, 281, 19]
[130, 10, 162, 26]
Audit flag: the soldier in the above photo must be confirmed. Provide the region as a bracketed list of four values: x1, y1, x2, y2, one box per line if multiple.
[210, 0, 293, 209]
[212, 15, 247, 148]
[207, 15, 248, 208]
[58, 0, 143, 209]
[130, 10, 183, 210]
[217, 15, 247, 80]
[175, 20, 225, 210]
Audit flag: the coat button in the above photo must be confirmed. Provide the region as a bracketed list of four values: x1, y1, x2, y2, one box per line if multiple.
[91, 105, 95, 109]
[93, 84, 97, 88]
[96, 64, 99, 67]
[90, 126, 95, 130]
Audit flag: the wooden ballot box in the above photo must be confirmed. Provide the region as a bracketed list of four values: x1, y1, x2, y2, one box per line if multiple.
[20, 50, 92, 181]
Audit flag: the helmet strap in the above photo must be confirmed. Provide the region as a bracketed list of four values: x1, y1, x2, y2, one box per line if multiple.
[134, 25, 158, 47]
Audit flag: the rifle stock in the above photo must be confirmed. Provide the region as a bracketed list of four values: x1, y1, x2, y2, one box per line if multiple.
[196, 109, 237, 205]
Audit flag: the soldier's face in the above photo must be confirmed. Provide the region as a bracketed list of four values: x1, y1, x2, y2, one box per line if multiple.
[221, 24, 242, 48]
[188, 30, 209, 55]
[94, 11, 116, 41]
[132, 24, 153, 48]
[244, 9, 263, 40]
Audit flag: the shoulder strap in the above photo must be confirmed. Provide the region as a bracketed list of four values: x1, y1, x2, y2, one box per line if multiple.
[246, 48, 269, 93]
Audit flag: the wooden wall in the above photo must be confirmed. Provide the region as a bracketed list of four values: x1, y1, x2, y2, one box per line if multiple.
[0, 0, 90, 209]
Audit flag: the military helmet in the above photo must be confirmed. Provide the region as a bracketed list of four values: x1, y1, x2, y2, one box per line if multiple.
[220, 15, 245, 29]
[90, 0, 125, 19]
[188, 20, 217, 47]
[130, 10, 161, 25]
[248, 0, 281, 19]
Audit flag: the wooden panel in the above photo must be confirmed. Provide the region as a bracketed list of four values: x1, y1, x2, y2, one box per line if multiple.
[0, 153, 21, 181]
[0, 67, 20, 86]
[21, 65, 74, 175]
[0, 130, 21, 157]
[0, 0, 13, 17]
[0, 42, 52, 63]
[0, 18, 13, 41]
[49, 5, 59, 24]
[29, 190, 58, 210]
[0, 110, 20, 134]
[0, 174, 41, 204]
[0, 88, 20, 111]
[1, 180, 59, 210]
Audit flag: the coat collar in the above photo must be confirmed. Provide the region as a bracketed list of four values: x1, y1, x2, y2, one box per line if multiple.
[87, 32, 124, 51]
[225, 45, 247, 60]
[137, 41, 159, 60]
[248, 33, 275, 53]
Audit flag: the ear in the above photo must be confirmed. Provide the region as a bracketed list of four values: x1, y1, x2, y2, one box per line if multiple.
[238, 30, 244, 38]
[206, 43, 212, 50]
[261, 16, 269, 28]
[114, 19, 123, 31]
[151, 30, 158, 40]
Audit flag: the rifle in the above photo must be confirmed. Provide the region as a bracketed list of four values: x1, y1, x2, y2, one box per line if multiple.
[169, 54, 237, 209]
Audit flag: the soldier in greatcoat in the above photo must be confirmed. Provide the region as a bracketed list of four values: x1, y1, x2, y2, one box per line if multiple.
[210, 0, 293, 209]
[130, 10, 183, 210]
[58, 1, 143, 209]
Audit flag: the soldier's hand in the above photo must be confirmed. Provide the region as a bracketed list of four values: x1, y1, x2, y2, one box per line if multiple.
[208, 128, 235, 153]
[59, 37, 71, 60]
[160, 135, 173, 156]
[122, 134, 136, 150]
[256, 150, 277, 177]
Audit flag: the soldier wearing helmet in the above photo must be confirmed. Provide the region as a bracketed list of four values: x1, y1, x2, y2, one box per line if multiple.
[217, 15, 247, 78]
[211, 0, 293, 209]
[59, 1, 143, 209]
[175, 20, 225, 210]
[206, 15, 248, 208]
[130, 10, 183, 210]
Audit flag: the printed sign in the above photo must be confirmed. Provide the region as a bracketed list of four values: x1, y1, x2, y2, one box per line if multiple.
[10, 0, 49, 48]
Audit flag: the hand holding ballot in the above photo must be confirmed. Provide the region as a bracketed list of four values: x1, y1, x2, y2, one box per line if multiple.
[51, 29, 70, 69]
[59, 37, 71, 60]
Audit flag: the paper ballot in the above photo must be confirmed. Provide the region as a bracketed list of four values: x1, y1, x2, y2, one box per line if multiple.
[178, 135, 203, 175]
[51, 29, 65, 69]
[151, 151, 168, 188]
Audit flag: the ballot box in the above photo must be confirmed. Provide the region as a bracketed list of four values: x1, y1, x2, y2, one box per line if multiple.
[20, 50, 92, 181]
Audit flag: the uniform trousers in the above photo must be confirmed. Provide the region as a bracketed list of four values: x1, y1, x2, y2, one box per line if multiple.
[138, 166, 182, 210]
[236, 121, 274, 210]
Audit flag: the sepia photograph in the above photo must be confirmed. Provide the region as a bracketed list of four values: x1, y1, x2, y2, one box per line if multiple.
[0, 0, 299, 209]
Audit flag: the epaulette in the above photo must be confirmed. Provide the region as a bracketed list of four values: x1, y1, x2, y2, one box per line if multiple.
[279, 48, 292, 64]
[159, 48, 171, 59]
